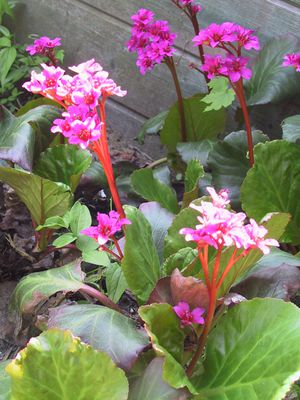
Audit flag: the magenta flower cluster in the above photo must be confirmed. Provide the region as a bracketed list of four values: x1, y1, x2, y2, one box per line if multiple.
[283, 53, 300, 72]
[173, 302, 205, 327]
[81, 211, 131, 246]
[23, 59, 126, 149]
[26, 36, 61, 56]
[193, 23, 260, 82]
[176, 0, 202, 15]
[127, 8, 177, 75]
[180, 187, 279, 254]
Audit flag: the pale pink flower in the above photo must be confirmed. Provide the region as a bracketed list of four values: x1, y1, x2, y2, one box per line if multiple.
[245, 219, 279, 254]
[173, 302, 205, 326]
[26, 36, 61, 56]
[206, 187, 230, 208]
[81, 211, 131, 245]
[67, 117, 101, 149]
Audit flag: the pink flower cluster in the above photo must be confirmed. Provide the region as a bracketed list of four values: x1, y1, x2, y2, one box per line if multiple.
[193, 23, 260, 82]
[180, 187, 279, 254]
[283, 53, 300, 72]
[81, 211, 131, 246]
[26, 36, 61, 56]
[23, 59, 126, 149]
[127, 9, 177, 74]
[173, 302, 205, 327]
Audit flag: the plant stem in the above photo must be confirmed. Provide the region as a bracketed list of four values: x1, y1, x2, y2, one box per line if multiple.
[190, 16, 210, 87]
[166, 57, 187, 142]
[112, 236, 123, 259]
[233, 79, 254, 166]
[101, 245, 122, 262]
[81, 284, 123, 313]
[147, 157, 168, 169]
[186, 246, 222, 377]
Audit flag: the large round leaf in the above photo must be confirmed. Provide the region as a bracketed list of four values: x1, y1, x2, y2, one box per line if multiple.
[193, 298, 300, 400]
[0, 105, 61, 170]
[160, 95, 226, 152]
[11, 259, 85, 314]
[121, 206, 161, 303]
[6, 329, 129, 400]
[0, 166, 72, 226]
[47, 303, 149, 370]
[245, 35, 300, 105]
[281, 115, 300, 142]
[241, 140, 300, 244]
[0, 361, 11, 400]
[208, 131, 269, 208]
[34, 144, 92, 192]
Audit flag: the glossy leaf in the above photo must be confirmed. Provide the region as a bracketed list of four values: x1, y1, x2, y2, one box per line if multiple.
[245, 35, 300, 105]
[52, 232, 77, 248]
[0, 361, 10, 400]
[131, 168, 179, 214]
[122, 206, 161, 303]
[281, 115, 300, 142]
[82, 249, 110, 266]
[182, 160, 204, 208]
[10, 259, 85, 314]
[234, 264, 300, 300]
[193, 299, 300, 399]
[136, 111, 168, 144]
[162, 247, 199, 276]
[6, 329, 129, 400]
[241, 140, 300, 243]
[106, 263, 128, 302]
[177, 140, 216, 169]
[128, 358, 189, 400]
[0, 167, 72, 226]
[139, 201, 174, 262]
[208, 131, 269, 208]
[160, 95, 226, 152]
[201, 77, 235, 111]
[47, 304, 149, 370]
[36, 215, 69, 231]
[0, 105, 61, 170]
[139, 304, 194, 392]
[69, 201, 92, 236]
[0, 47, 16, 86]
[34, 144, 92, 192]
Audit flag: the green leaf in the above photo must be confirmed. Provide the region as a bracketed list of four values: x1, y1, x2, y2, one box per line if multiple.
[182, 160, 204, 208]
[6, 329, 129, 400]
[128, 358, 189, 400]
[164, 201, 200, 258]
[0, 105, 61, 170]
[201, 77, 235, 111]
[52, 232, 76, 248]
[69, 201, 92, 236]
[136, 111, 168, 144]
[139, 201, 174, 263]
[0, 47, 16, 86]
[82, 250, 110, 266]
[10, 259, 85, 314]
[75, 234, 99, 252]
[245, 35, 300, 105]
[131, 168, 179, 214]
[121, 206, 161, 303]
[0, 167, 72, 226]
[208, 131, 269, 208]
[177, 140, 216, 169]
[106, 263, 128, 302]
[241, 140, 300, 244]
[162, 247, 199, 276]
[0, 37, 11, 47]
[34, 145, 92, 192]
[139, 303, 195, 393]
[47, 304, 149, 370]
[16, 98, 60, 115]
[161, 95, 226, 152]
[0, 361, 11, 400]
[36, 215, 69, 231]
[193, 299, 300, 400]
[282, 115, 300, 142]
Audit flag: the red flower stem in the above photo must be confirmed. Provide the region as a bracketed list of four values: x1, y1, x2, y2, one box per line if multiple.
[190, 16, 210, 87]
[233, 79, 254, 166]
[112, 236, 123, 259]
[165, 57, 187, 142]
[215, 248, 238, 291]
[187, 246, 223, 377]
[80, 283, 123, 313]
[93, 99, 125, 219]
[198, 245, 210, 291]
[101, 245, 122, 262]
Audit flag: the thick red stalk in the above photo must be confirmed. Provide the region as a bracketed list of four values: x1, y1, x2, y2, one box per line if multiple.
[81, 284, 122, 313]
[233, 80, 254, 166]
